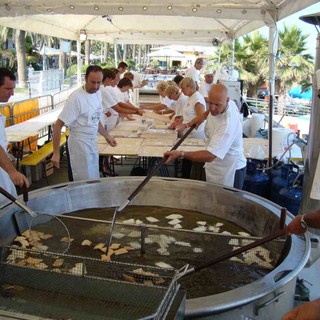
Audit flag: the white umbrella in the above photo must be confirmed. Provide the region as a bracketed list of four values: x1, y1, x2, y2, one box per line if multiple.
[37, 46, 60, 56]
[89, 53, 100, 60]
[148, 48, 185, 58]
[148, 48, 185, 70]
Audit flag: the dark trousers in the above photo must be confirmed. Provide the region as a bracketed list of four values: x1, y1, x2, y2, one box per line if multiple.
[234, 166, 246, 189]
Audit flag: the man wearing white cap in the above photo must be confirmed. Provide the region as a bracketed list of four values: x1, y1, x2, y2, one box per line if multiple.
[185, 58, 204, 90]
[199, 69, 214, 105]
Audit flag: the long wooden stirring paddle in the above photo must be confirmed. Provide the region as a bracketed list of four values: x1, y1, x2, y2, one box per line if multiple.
[105, 125, 196, 251]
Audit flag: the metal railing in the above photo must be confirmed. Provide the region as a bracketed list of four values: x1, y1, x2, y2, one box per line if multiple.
[245, 97, 311, 117]
[1, 85, 78, 151]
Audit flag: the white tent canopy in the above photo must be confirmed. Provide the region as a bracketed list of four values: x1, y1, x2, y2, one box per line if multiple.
[37, 46, 94, 58]
[148, 48, 185, 58]
[0, 0, 317, 45]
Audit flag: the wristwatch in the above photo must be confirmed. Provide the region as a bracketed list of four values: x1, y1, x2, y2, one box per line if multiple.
[300, 215, 308, 231]
[179, 151, 185, 160]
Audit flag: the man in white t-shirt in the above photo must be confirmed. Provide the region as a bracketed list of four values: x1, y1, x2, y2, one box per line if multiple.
[0, 68, 29, 206]
[164, 83, 246, 189]
[199, 69, 214, 105]
[130, 71, 148, 88]
[185, 58, 204, 90]
[117, 61, 128, 77]
[100, 69, 142, 131]
[51, 66, 117, 181]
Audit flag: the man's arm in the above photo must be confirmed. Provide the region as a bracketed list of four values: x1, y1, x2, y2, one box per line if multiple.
[115, 102, 143, 115]
[51, 119, 64, 168]
[139, 103, 168, 112]
[164, 150, 215, 164]
[177, 110, 209, 131]
[98, 121, 117, 147]
[281, 297, 320, 320]
[286, 209, 320, 235]
[0, 146, 29, 187]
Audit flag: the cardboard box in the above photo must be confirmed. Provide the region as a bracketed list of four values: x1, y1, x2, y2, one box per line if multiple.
[31, 163, 43, 181]
[23, 165, 32, 185]
[45, 159, 53, 170]
[45, 166, 54, 177]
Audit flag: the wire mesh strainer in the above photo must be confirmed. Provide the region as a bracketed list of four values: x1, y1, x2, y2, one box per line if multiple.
[0, 245, 178, 320]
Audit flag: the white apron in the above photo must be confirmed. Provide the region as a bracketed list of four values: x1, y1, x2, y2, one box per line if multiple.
[0, 115, 17, 205]
[204, 154, 237, 187]
[68, 134, 99, 181]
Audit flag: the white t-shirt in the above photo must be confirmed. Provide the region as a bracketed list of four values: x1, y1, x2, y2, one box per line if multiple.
[115, 86, 130, 103]
[183, 91, 206, 138]
[131, 71, 145, 88]
[199, 81, 213, 99]
[185, 66, 200, 86]
[204, 101, 246, 187]
[160, 96, 175, 109]
[175, 93, 187, 117]
[59, 86, 102, 137]
[100, 85, 119, 126]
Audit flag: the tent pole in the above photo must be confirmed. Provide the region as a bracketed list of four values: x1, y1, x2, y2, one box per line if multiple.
[301, 32, 320, 216]
[267, 24, 278, 167]
[77, 40, 82, 85]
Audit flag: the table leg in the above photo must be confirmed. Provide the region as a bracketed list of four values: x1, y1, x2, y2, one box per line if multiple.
[16, 141, 24, 169]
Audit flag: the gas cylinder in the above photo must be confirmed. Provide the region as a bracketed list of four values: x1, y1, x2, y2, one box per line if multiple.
[243, 159, 270, 198]
[278, 173, 304, 216]
[271, 158, 283, 180]
[271, 163, 299, 205]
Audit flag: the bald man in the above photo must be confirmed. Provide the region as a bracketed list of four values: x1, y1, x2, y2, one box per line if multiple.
[164, 83, 246, 188]
[0, 68, 29, 205]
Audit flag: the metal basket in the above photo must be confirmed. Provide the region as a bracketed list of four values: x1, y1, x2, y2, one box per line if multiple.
[0, 245, 179, 320]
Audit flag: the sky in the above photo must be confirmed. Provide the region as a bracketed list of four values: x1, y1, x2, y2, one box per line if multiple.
[259, 2, 319, 55]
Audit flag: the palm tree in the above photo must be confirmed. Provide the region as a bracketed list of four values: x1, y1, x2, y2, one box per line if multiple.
[240, 32, 269, 97]
[0, 26, 16, 69]
[15, 29, 27, 88]
[209, 32, 269, 97]
[275, 24, 314, 114]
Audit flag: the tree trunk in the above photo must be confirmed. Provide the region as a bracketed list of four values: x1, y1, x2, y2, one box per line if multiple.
[15, 29, 27, 88]
[103, 42, 109, 62]
[274, 79, 284, 115]
[85, 40, 90, 65]
[138, 45, 142, 70]
[246, 83, 256, 98]
[132, 44, 136, 61]
[59, 39, 65, 71]
[277, 86, 287, 116]
[117, 45, 122, 62]
[123, 44, 127, 61]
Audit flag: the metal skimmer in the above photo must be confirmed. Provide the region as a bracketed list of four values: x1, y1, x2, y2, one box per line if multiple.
[0, 245, 179, 320]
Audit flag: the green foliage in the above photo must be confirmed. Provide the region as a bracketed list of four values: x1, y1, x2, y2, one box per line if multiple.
[25, 35, 34, 55]
[208, 25, 314, 98]
[99, 60, 115, 68]
[127, 59, 135, 69]
[66, 64, 87, 77]
[276, 24, 313, 93]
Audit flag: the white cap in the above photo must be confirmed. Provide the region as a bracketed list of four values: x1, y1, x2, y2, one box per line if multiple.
[204, 69, 214, 75]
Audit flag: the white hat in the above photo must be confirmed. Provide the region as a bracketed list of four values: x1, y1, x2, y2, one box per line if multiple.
[204, 69, 214, 75]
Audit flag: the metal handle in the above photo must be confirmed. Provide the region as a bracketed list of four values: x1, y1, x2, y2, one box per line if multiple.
[0, 186, 17, 202]
[192, 229, 286, 275]
[279, 208, 287, 229]
[22, 185, 29, 204]
[0, 186, 36, 218]
[254, 291, 286, 316]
